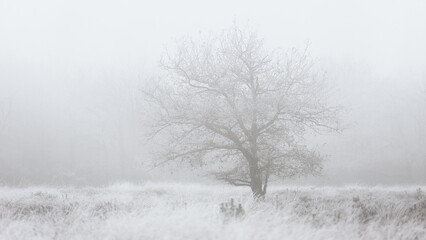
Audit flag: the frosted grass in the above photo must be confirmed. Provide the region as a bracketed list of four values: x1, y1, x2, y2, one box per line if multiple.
[0, 182, 424, 240]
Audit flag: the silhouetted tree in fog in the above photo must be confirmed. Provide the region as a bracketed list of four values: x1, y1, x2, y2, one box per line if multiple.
[145, 25, 340, 198]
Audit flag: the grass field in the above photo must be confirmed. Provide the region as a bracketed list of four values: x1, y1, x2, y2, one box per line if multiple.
[0, 182, 424, 240]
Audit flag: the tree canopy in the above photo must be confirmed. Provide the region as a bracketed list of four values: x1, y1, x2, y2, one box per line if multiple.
[145, 25, 339, 197]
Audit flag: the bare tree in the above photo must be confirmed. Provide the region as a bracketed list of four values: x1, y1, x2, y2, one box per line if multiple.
[145, 25, 339, 198]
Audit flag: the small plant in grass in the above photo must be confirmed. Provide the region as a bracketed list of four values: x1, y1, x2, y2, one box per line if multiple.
[416, 188, 422, 200]
[220, 198, 245, 221]
[352, 196, 360, 203]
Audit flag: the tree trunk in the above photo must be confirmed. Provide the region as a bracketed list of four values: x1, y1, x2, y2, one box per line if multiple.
[249, 162, 264, 199]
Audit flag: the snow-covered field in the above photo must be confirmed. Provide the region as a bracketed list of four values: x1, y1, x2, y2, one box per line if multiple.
[0, 182, 424, 240]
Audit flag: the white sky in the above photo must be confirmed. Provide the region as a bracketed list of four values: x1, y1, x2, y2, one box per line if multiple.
[1, 0, 425, 76]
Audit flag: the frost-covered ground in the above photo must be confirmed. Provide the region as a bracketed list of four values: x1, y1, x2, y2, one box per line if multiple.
[0, 182, 424, 240]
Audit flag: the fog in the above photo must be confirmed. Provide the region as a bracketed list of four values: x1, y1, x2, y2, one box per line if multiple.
[0, 0, 425, 185]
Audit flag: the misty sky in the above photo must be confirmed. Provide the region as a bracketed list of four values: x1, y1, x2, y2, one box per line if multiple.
[0, 0, 425, 185]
